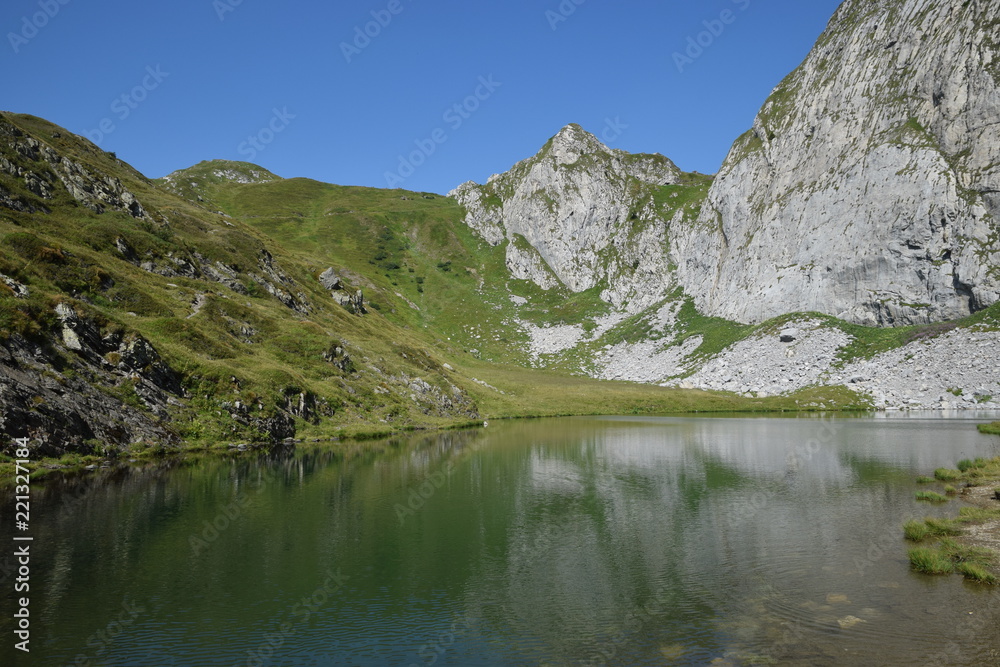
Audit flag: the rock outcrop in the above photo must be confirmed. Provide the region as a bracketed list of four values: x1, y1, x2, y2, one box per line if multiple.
[0, 315, 183, 457]
[450, 124, 683, 312]
[674, 0, 1000, 326]
[0, 117, 151, 220]
[318, 267, 365, 314]
[113, 239, 311, 315]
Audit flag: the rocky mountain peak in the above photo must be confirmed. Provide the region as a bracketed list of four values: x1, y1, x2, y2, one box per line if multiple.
[162, 160, 280, 186]
[543, 123, 608, 166]
[450, 124, 683, 311]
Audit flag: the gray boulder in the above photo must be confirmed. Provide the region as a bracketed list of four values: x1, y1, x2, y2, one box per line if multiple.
[319, 268, 343, 291]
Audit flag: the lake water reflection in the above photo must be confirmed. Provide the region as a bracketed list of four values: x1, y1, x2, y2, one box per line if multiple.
[2, 413, 1000, 666]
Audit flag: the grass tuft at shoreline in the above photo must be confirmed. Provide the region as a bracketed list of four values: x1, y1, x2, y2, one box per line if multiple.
[903, 452, 1000, 585]
[979, 422, 1000, 436]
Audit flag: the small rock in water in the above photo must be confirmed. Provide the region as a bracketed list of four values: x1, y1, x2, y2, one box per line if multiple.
[826, 593, 850, 605]
[837, 615, 865, 629]
[659, 644, 685, 660]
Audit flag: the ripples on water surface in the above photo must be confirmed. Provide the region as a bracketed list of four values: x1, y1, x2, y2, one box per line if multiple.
[2, 413, 1000, 665]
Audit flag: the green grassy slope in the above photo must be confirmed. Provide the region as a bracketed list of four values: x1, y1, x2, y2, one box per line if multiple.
[159, 161, 626, 368]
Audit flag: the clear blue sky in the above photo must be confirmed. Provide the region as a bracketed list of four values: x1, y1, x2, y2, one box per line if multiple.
[2, 0, 843, 194]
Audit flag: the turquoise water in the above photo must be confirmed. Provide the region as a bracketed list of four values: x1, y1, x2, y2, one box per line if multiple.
[2, 413, 1000, 665]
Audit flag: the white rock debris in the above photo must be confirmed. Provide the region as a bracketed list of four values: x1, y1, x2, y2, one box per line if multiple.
[833, 328, 1000, 410]
[599, 335, 703, 383]
[671, 320, 851, 397]
[521, 321, 586, 359]
[520, 310, 629, 361]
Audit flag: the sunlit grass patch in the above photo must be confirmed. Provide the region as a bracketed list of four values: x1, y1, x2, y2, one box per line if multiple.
[908, 547, 954, 574]
[938, 538, 995, 565]
[934, 468, 961, 482]
[904, 456, 1000, 584]
[923, 517, 965, 537]
[910, 541, 997, 583]
[903, 519, 930, 542]
[958, 506, 1000, 522]
[956, 563, 998, 584]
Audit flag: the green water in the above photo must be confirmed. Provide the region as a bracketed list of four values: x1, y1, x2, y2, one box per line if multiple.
[3, 414, 1000, 666]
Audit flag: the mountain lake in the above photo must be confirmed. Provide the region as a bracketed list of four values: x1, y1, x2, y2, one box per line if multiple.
[2, 413, 1000, 666]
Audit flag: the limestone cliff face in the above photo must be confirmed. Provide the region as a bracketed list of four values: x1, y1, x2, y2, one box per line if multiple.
[674, 0, 1000, 326]
[450, 124, 682, 312]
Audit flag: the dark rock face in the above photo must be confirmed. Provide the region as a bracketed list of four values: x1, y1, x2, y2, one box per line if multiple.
[217, 399, 298, 441]
[396, 373, 480, 420]
[114, 242, 311, 315]
[0, 332, 181, 457]
[322, 343, 354, 373]
[0, 300, 305, 455]
[52, 302, 182, 398]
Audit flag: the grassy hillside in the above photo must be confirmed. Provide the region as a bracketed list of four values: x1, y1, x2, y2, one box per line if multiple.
[164, 168, 527, 361]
